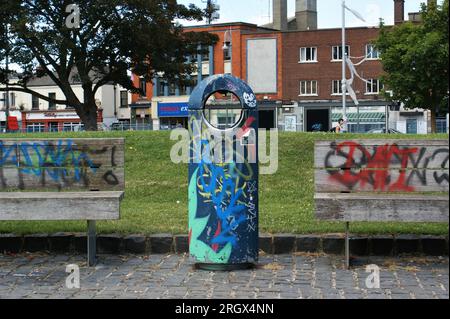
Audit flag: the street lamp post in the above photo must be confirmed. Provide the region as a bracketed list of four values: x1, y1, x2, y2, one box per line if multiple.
[2, 24, 10, 133]
[342, 0, 347, 133]
[5, 44, 9, 133]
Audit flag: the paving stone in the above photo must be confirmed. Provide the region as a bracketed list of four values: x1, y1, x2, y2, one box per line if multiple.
[370, 235, 394, 256]
[0, 234, 23, 253]
[350, 237, 369, 256]
[123, 235, 146, 254]
[174, 235, 189, 253]
[395, 235, 421, 255]
[296, 235, 321, 253]
[421, 236, 447, 256]
[259, 234, 273, 254]
[97, 234, 122, 254]
[322, 236, 345, 254]
[149, 234, 174, 254]
[273, 234, 296, 254]
[23, 234, 50, 252]
[49, 233, 73, 253]
[71, 234, 87, 253]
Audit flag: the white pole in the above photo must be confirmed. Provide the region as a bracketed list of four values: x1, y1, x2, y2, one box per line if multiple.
[342, 0, 347, 132]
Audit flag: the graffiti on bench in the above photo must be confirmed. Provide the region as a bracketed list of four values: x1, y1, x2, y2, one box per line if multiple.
[0, 139, 119, 189]
[323, 141, 449, 192]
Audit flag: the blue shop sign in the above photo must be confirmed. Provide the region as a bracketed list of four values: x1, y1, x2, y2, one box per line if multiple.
[158, 102, 189, 118]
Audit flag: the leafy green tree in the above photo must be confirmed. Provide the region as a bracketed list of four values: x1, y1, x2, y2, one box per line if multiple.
[375, 0, 449, 132]
[0, 0, 217, 130]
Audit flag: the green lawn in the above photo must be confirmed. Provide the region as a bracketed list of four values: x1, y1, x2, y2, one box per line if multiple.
[0, 131, 448, 236]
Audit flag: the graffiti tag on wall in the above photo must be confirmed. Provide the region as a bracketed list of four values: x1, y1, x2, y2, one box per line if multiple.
[322, 141, 449, 192]
[0, 139, 120, 190]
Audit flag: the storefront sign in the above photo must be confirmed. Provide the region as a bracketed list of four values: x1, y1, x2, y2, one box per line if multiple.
[27, 112, 79, 120]
[158, 102, 189, 118]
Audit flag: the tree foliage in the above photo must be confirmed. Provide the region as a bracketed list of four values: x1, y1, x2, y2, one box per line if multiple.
[0, 0, 218, 130]
[375, 0, 449, 131]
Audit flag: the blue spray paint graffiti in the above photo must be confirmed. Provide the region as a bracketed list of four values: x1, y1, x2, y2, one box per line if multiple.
[0, 139, 118, 189]
[197, 144, 247, 248]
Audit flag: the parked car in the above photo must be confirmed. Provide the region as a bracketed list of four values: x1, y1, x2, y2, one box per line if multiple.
[367, 128, 403, 134]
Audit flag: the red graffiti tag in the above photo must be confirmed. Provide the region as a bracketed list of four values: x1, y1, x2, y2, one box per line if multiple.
[329, 142, 418, 192]
[188, 228, 192, 246]
[236, 116, 256, 139]
[211, 221, 222, 252]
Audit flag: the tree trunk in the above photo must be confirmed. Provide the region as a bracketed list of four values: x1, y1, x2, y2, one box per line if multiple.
[80, 84, 98, 131]
[430, 109, 437, 134]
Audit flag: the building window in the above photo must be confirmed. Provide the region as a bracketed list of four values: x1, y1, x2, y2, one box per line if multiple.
[332, 80, 343, 95]
[120, 91, 128, 108]
[224, 48, 231, 61]
[9, 93, 15, 107]
[168, 83, 176, 96]
[366, 44, 380, 59]
[332, 45, 350, 61]
[32, 95, 39, 110]
[27, 123, 45, 133]
[436, 118, 447, 133]
[366, 79, 383, 94]
[300, 47, 317, 63]
[63, 122, 83, 132]
[157, 79, 166, 97]
[300, 80, 318, 96]
[48, 93, 56, 110]
[139, 78, 146, 96]
[1, 93, 6, 108]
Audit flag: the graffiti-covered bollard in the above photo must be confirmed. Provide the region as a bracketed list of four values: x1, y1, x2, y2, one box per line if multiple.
[188, 74, 259, 271]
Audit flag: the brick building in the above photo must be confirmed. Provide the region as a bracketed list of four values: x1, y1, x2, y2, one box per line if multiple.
[280, 26, 387, 132]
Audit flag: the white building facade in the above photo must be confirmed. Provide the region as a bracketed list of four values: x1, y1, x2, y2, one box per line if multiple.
[1, 77, 131, 132]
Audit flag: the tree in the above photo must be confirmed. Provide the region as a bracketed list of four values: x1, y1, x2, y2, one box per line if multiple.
[375, 0, 449, 133]
[0, 0, 218, 130]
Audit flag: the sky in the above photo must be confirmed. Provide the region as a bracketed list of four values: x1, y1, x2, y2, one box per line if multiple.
[178, 0, 444, 28]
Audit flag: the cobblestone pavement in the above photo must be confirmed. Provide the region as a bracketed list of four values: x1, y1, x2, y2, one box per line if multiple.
[0, 253, 448, 299]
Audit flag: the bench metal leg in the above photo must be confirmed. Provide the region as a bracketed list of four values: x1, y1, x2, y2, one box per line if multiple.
[87, 220, 96, 267]
[345, 222, 350, 270]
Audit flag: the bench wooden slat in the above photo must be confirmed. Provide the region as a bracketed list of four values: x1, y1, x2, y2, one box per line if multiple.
[314, 140, 449, 169]
[0, 191, 123, 221]
[315, 193, 449, 222]
[315, 168, 449, 193]
[0, 138, 125, 191]
[0, 166, 125, 191]
[0, 138, 125, 168]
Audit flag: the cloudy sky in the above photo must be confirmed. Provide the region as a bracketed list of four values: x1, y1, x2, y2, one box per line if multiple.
[178, 0, 444, 28]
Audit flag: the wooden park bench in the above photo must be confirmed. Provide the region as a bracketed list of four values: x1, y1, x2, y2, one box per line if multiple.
[0, 138, 125, 266]
[314, 139, 449, 268]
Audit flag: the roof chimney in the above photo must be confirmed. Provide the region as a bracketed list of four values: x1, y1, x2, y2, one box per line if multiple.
[394, 0, 405, 25]
[296, 0, 317, 31]
[273, 0, 288, 31]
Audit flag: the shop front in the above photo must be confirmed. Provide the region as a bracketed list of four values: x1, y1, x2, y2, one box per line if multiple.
[130, 102, 152, 130]
[20, 109, 103, 132]
[21, 110, 103, 132]
[158, 102, 189, 130]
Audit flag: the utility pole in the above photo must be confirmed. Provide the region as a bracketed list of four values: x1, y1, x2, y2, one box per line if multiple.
[3, 24, 10, 133]
[341, 0, 347, 133]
